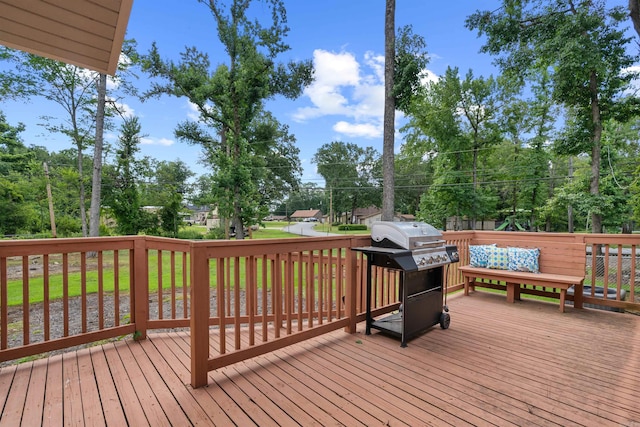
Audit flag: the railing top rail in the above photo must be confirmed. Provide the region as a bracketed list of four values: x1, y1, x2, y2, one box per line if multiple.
[0, 235, 141, 256]
[444, 230, 640, 245]
[190, 235, 371, 258]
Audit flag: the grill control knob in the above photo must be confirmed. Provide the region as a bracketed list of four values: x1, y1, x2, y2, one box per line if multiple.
[419, 257, 427, 266]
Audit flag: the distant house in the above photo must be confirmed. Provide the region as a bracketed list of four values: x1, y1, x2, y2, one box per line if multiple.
[352, 207, 416, 227]
[184, 205, 211, 225]
[290, 209, 323, 222]
[350, 206, 380, 225]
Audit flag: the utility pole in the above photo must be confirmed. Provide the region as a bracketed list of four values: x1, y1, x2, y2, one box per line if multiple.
[329, 187, 333, 232]
[43, 162, 57, 238]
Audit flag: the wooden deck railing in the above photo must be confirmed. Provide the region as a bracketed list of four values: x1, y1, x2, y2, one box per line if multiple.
[1, 230, 639, 387]
[443, 231, 639, 312]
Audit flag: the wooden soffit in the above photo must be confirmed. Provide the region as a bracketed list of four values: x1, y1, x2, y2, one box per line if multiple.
[0, 0, 134, 75]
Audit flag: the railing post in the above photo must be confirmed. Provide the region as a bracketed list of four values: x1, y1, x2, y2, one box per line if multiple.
[133, 237, 148, 341]
[190, 243, 210, 388]
[344, 241, 358, 334]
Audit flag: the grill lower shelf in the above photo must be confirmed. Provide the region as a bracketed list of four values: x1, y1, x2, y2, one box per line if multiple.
[369, 286, 444, 345]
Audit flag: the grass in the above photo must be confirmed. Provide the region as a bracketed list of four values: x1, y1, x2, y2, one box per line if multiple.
[5, 245, 348, 307]
[313, 223, 370, 234]
[4, 222, 370, 307]
[251, 228, 302, 239]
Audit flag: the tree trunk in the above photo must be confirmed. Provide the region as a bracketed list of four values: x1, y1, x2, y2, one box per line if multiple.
[630, 0, 640, 38]
[78, 146, 87, 237]
[589, 70, 603, 234]
[381, 0, 395, 221]
[89, 73, 107, 239]
[567, 156, 574, 233]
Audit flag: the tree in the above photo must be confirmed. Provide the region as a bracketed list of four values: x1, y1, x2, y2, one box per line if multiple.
[272, 183, 327, 219]
[467, 1, 640, 233]
[175, 109, 303, 230]
[153, 160, 194, 237]
[312, 141, 381, 222]
[143, 0, 312, 239]
[14, 58, 99, 236]
[0, 111, 36, 235]
[381, 4, 429, 221]
[382, 0, 396, 221]
[104, 117, 144, 235]
[493, 72, 556, 230]
[89, 73, 107, 239]
[404, 67, 500, 229]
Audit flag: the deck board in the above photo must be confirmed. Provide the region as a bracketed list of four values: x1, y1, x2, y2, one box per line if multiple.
[2, 292, 640, 426]
[20, 358, 47, 426]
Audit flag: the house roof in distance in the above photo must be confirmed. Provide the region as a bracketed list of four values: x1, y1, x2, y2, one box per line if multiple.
[290, 209, 322, 218]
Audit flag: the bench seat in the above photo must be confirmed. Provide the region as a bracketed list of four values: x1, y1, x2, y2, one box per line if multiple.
[459, 266, 584, 312]
[458, 237, 586, 313]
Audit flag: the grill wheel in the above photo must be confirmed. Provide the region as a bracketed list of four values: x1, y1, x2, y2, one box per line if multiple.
[439, 312, 451, 329]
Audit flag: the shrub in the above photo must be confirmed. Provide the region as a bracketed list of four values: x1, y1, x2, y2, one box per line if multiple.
[337, 224, 368, 231]
[177, 228, 205, 240]
[204, 227, 226, 240]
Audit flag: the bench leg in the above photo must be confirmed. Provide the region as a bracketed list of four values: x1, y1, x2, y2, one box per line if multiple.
[506, 282, 515, 303]
[559, 289, 566, 313]
[513, 283, 521, 301]
[573, 284, 583, 309]
[464, 277, 472, 296]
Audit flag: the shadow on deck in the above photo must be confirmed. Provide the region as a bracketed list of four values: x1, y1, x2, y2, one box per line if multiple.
[2, 292, 639, 426]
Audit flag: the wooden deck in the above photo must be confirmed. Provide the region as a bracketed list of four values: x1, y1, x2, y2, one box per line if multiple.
[1, 292, 639, 426]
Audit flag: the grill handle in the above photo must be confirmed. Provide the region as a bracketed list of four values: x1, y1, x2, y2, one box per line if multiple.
[413, 240, 445, 248]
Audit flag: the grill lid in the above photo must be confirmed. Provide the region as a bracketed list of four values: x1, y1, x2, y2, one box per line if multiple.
[371, 221, 444, 250]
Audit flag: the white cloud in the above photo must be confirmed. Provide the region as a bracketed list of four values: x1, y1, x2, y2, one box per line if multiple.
[293, 49, 386, 138]
[107, 97, 135, 119]
[420, 69, 439, 86]
[292, 48, 438, 140]
[141, 137, 175, 146]
[333, 121, 382, 139]
[622, 65, 640, 95]
[186, 101, 201, 121]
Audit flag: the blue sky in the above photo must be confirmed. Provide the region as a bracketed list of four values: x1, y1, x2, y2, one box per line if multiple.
[2, 0, 632, 186]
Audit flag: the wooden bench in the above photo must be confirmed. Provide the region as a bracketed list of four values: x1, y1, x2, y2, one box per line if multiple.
[458, 238, 586, 312]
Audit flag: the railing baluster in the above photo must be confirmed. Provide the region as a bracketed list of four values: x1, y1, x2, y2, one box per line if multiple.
[217, 258, 226, 355]
[1, 257, 6, 350]
[631, 246, 637, 303]
[247, 255, 255, 346]
[285, 252, 293, 335]
[81, 252, 87, 333]
[114, 250, 120, 327]
[234, 257, 241, 350]
[171, 251, 176, 319]
[157, 250, 163, 320]
[337, 248, 344, 319]
[306, 251, 313, 328]
[261, 254, 268, 342]
[63, 253, 69, 337]
[182, 252, 188, 319]
[297, 252, 303, 332]
[616, 245, 623, 301]
[274, 254, 282, 338]
[43, 254, 49, 341]
[22, 256, 29, 345]
[98, 251, 104, 330]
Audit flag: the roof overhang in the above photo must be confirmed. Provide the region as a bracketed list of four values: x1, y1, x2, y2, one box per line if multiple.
[0, 0, 134, 75]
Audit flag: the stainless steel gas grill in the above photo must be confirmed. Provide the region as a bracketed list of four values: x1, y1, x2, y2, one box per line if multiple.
[354, 221, 459, 347]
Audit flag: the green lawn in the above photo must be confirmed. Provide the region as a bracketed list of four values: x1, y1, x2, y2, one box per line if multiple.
[5, 223, 370, 306]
